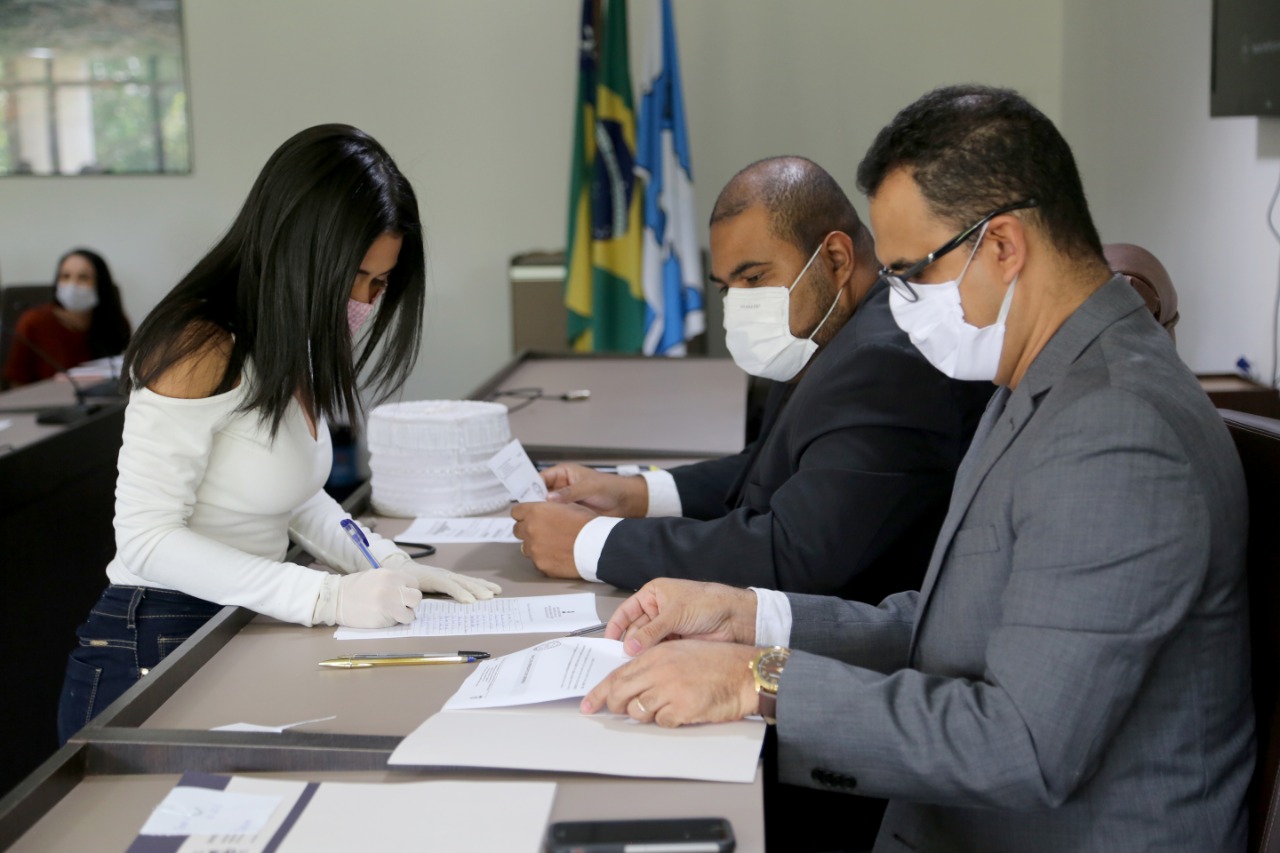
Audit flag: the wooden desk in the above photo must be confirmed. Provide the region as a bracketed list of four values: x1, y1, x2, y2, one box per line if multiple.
[0, 378, 126, 796]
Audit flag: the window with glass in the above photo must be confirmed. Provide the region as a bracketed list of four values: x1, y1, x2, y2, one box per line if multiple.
[0, 0, 191, 176]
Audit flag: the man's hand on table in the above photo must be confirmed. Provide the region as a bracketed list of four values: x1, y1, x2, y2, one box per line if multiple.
[511, 500, 597, 578]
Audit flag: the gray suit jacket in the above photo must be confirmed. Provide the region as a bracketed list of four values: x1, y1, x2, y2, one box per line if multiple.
[777, 278, 1254, 852]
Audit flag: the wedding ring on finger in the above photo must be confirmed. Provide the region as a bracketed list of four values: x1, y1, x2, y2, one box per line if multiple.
[519, 542, 527, 557]
[632, 697, 648, 716]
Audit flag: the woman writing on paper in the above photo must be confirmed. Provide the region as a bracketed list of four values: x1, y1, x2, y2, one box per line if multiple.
[3, 248, 132, 387]
[57, 125, 501, 742]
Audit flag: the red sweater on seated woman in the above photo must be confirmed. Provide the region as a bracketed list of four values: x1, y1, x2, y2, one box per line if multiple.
[4, 248, 132, 387]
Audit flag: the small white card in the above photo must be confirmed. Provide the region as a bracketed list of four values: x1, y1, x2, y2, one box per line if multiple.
[138, 786, 282, 837]
[487, 438, 547, 503]
[210, 715, 336, 733]
[444, 637, 628, 710]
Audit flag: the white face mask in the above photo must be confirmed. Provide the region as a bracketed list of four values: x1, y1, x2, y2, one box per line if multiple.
[888, 224, 1014, 381]
[723, 242, 842, 382]
[56, 283, 98, 313]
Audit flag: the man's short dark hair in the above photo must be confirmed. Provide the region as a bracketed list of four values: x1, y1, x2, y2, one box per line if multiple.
[856, 85, 1104, 262]
[711, 156, 872, 258]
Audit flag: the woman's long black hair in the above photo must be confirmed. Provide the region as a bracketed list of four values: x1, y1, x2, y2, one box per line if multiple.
[124, 124, 426, 437]
[52, 247, 132, 358]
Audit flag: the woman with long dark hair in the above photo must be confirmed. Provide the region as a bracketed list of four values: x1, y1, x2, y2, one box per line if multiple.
[3, 247, 132, 387]
[57, 124, 500, 742]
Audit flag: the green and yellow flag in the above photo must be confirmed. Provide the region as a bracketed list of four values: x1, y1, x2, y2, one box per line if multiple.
[565, 0, 645, 352]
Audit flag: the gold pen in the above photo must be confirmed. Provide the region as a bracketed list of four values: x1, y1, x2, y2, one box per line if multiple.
[319, 651, 491, 668]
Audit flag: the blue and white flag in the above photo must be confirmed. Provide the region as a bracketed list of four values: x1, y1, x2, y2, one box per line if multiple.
[636, 0, 705, 356]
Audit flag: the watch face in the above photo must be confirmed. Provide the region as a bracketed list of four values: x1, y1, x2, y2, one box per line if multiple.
[755, 647, 789, 691]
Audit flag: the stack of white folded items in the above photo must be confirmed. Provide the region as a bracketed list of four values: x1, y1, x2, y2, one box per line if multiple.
[367, 400, 512, 517]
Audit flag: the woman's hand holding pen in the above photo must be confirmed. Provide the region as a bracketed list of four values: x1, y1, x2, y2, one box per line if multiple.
[330, 569, 421, 627]
[605, 579, 758, 656]
[541, 463, 648, 518]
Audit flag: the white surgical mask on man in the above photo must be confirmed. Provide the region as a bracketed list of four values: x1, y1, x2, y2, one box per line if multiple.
[723, 241, 842, 382]
[56, 283, 99, 313]
[888, 223, 1014, 381]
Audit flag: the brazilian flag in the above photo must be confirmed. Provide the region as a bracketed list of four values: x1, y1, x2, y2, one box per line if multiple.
[564, 0, 645, 352]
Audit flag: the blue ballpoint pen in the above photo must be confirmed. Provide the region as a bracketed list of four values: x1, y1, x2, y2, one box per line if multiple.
[340, 518, 381, 569]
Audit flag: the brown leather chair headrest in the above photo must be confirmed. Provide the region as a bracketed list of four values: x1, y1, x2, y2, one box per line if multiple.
[1103, 243, 1179, 338]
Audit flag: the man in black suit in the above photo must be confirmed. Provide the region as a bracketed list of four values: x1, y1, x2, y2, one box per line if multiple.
[512, 157, 992, 602]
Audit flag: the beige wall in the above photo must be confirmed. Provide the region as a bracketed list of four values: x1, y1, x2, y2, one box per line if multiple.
[1, 0, 1064, 402]
[1062, 0, 1280, 381]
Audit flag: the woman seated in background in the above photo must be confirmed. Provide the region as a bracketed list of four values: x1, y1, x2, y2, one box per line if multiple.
[3, 248, 132, 387]
[57, 124, 501, 743]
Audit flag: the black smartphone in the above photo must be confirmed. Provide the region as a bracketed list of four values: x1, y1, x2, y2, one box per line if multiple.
[544, 817, 735, 853]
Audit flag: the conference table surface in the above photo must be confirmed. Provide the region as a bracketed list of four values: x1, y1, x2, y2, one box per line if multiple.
[6, 467, 765, 851]
[2, 354, 761, 849]
[0, 375, 121, 452]
[480, 354, 748, 457]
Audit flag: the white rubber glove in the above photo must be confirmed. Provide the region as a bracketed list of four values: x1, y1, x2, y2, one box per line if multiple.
[382, 552, 502, 604]
[311, 569, 422, 627]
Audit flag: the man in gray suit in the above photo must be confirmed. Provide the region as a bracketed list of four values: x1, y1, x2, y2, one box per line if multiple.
[580, 85, 1254, 852]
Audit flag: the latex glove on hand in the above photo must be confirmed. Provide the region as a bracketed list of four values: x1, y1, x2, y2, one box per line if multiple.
[382, 552, 502, 604]
[313, 568, 422, 628]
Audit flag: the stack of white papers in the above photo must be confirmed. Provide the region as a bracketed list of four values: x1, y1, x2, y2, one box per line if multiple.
[390, 638, 766, 783]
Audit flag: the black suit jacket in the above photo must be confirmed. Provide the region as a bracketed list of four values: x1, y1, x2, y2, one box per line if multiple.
[596, 279, 994, 601]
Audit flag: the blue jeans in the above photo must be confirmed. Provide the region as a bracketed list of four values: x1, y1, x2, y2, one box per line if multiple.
[57, 585, 221, 744]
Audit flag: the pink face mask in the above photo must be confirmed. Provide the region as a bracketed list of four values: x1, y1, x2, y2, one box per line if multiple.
[347, 295, 378, 337]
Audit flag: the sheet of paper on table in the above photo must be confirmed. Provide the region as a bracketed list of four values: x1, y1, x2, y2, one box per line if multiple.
[128, 772, 555, 853]
[334, 593, 600, 640]
[444, 637, 628, 709]
[393, 516, 519, 545]
[389, 637, 766, 784]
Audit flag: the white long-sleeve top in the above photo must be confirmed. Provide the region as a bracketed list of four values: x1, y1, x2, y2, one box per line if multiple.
[105, 361, 402, 625]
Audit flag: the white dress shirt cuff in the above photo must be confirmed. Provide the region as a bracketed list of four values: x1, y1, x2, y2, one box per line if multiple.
[751, 587, 794, 647]
[641, 470, 683, 517]
[574, 516, 625, 582]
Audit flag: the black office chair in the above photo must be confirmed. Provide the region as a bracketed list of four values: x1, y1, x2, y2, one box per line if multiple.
[0, 284, 53, 388]
[1219, 410, 1280, 853]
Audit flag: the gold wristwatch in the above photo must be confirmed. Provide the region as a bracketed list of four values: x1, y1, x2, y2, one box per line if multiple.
[750, 645, 790, 725]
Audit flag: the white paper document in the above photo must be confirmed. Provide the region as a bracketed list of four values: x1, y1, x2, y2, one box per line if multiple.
[487, 438, 547, 502]
[391, 701, 765, 784]
[129, 772, 555, 853]
[393, 515, 518, 545]
[389, 637, 765, 784]
[444, 637, 628, 710]
[334, 593, 599, 640]
[138, 785, 282, 839]
[65, 354, 124, 381]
